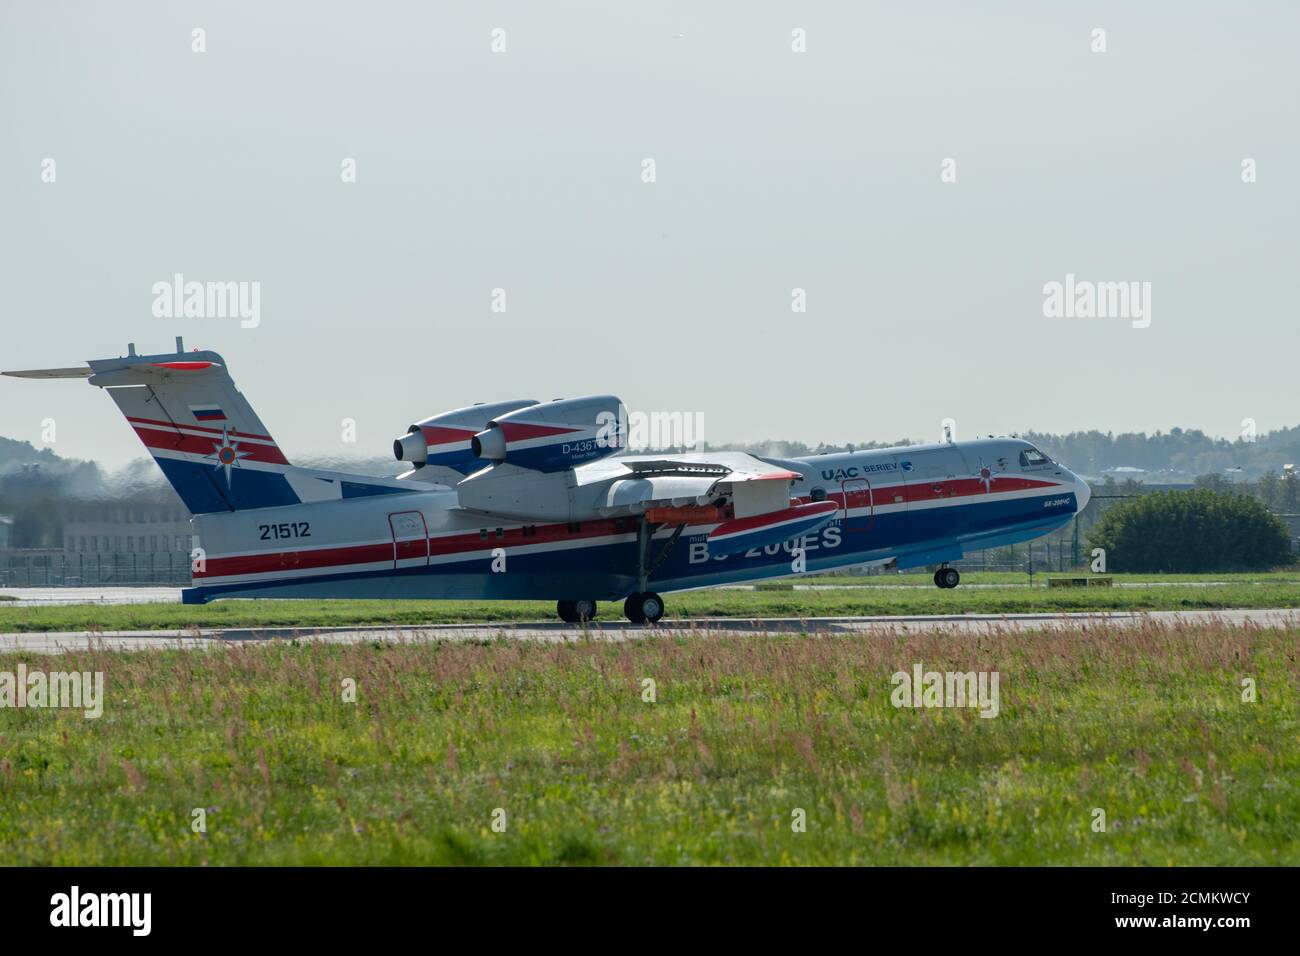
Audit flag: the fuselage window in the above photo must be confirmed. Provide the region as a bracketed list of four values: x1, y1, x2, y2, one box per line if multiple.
[1019, 448, 1050, 467]
[810, 487, 827, 502]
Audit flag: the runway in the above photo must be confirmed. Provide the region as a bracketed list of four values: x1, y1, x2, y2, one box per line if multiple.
[2, 607, 1298, 654]
[0, 587, 183, 606]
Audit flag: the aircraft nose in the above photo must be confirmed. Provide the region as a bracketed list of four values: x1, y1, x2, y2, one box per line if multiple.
[1073, 473, 1091, 512]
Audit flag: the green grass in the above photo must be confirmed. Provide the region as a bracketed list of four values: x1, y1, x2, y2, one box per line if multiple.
[1, 622, 1296, 864]
[810, 569, 1300, 587]
[3, 578, 1300, 632]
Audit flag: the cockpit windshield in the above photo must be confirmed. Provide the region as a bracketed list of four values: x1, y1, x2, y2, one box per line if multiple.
[1019, 447, 1051, 467]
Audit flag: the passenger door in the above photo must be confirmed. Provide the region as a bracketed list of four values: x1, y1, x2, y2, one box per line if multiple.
[388, 511, 429, 570]
[840, 477, 874, 533]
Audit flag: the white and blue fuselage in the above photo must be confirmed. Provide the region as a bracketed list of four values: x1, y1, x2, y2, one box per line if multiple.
[183, 437, 1089, 604]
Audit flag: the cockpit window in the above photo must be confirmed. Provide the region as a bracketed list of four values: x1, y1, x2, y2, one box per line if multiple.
[1019, 448, 1051, 467]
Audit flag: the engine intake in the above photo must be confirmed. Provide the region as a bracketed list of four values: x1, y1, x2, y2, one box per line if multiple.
[393, 429, 429, 464]
[392, 399, 538, 473]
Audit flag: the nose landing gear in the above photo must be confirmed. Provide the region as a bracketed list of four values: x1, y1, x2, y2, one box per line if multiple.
[933, 565, 960, 589]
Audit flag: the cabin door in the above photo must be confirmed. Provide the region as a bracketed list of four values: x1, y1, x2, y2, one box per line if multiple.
[840, 478, 874, 533]
[388, 511, 430, 569]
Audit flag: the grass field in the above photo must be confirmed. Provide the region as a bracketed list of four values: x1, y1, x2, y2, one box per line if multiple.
[3, 572, 1300, 632]
[1, 620, 1296, 865]
[813, 569, 1300, 586]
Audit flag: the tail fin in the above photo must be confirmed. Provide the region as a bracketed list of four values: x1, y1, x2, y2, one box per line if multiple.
[6, 341, 433, 514]
[81, 346, 301, 513]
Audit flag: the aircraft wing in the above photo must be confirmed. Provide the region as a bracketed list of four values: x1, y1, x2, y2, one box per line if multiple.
[576, 451, 836, 555]
[453, 448, 809, 525]
[582, 452, 803, 514]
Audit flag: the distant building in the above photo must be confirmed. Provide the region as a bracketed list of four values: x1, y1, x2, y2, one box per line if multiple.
[0, 514, 12, 549]
[62, 499, 192, 556]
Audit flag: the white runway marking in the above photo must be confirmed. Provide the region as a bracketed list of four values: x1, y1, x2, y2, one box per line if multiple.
[2, 608, 1298, 655]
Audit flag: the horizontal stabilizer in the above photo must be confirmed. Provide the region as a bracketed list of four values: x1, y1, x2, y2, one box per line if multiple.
[2, 366, 93, 379]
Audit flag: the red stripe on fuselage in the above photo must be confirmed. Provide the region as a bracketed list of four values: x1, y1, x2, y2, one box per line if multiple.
[710, 501, 837, 537]
[199, 541, 395, 578]
[803, 475, 1059, 509]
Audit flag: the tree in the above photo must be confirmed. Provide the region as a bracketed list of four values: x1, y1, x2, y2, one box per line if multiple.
[1194, 473, 1232, 494]
[1087, 489, 1292, 572]
[1258, 470, 1281, 510]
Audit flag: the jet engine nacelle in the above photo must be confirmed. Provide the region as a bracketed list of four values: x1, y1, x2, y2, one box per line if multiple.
[393, 399, 539, 473]
[471, 395, 625, 473]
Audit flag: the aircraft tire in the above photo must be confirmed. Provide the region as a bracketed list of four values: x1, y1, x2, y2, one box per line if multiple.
[939, 568, 960, 589]
[558, 599, 597, 623]
[624, 592, 664, 624]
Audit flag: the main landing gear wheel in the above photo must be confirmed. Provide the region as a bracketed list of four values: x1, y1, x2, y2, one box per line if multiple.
[557, 599, 597, 623]
[933, 567, 960, 589]
[623, 592, 665, 624]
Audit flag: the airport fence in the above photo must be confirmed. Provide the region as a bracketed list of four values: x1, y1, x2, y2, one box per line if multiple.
[0, 553, 193, 587]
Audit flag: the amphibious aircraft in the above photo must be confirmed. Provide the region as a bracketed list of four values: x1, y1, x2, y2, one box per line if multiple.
[4, 340, 1091, 623]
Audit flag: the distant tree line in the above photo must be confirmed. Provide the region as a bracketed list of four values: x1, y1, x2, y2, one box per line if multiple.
[1025, 427, 1300, 480]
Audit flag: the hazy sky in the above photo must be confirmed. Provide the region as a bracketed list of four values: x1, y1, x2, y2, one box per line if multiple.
[3, 1, 1297, 469]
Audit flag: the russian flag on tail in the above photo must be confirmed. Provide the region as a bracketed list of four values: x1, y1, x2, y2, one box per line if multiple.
[190, 404, 227, 422]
